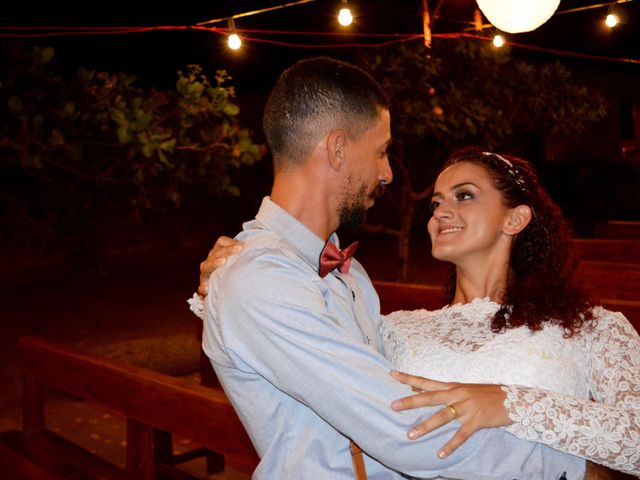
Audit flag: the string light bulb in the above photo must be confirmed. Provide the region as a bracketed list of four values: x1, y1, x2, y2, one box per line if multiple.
[492, 34, 505, 47]
[338, 0, 353, 27]
[605, 13, 619, 28]
[227, 18, 242, 50]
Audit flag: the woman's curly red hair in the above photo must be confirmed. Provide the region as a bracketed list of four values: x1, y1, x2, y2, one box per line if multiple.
[441, 147, 594, 336]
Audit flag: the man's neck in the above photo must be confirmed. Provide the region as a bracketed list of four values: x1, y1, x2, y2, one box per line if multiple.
[271, 173, 337, 241]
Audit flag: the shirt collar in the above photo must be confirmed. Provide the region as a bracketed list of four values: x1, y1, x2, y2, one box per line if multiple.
[254, 197, 340, 274]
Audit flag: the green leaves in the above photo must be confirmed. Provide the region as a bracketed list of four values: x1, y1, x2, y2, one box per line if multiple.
[0, 44, 265, 257]
[363, 39, 607, 155]
[32, 46, 54, 66]
[11, 58, 266, 193]
[222, 102, 240, 116]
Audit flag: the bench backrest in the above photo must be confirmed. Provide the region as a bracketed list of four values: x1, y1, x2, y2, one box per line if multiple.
[19, 337, 257, 459]
[573, 239, 640, 265]
[594, 221, 640, 239]
[373, 280, 445, 315]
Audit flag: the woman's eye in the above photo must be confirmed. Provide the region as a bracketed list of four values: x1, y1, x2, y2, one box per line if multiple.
[429, 201, 440, 213]
[455, 191, 473, 201]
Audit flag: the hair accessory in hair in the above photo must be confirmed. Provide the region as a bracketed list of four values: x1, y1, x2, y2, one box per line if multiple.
[481, 151, 529, 195]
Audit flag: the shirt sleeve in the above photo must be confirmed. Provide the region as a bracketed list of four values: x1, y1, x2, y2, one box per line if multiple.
[210, 248, 572, 479]
[503, 309, 640, 475]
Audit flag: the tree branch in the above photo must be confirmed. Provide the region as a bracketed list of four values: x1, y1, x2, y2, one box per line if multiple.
[174, 142, 230, 152]
[411, 183, 434, 202]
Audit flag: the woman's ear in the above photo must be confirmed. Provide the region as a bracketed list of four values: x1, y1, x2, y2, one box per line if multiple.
[326, 129, 346, 171]
[504, 205, 532, 235]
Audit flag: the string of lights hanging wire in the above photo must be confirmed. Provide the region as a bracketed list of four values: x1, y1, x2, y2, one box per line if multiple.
[0, 0, 637, 63]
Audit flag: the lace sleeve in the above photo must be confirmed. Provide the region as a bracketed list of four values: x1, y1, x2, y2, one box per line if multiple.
[503, 309, 640, 475]
[187, 292, 205, 320]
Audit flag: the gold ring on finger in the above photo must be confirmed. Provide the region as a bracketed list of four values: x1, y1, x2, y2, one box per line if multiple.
[447, 404, 459, 419]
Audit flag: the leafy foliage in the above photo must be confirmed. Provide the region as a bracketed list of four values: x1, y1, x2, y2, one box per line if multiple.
[0, 44, 264, 266]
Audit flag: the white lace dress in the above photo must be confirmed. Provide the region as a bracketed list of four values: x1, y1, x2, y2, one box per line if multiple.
[381, 299, 640, 476]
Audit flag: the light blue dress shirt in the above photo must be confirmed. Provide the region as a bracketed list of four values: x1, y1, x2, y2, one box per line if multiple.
[203, 197, 585, 479]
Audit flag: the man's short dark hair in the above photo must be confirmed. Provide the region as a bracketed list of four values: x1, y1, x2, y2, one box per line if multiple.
[263, 57, 389, 169]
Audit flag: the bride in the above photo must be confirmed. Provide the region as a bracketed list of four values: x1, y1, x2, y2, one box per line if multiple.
[192, 147, 640, 477]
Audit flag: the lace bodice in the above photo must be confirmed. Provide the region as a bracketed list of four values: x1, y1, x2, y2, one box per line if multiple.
[381, 299, 640, 476]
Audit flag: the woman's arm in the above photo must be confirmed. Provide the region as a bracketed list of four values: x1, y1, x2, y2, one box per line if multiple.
[392, 309, 640, 475]
[501, 309, 640, 475]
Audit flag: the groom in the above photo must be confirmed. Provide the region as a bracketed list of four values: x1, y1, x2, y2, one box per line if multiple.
[199, 56, 584, 479]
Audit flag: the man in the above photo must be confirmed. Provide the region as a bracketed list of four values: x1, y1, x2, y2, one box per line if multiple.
[198, 57, 584, 478]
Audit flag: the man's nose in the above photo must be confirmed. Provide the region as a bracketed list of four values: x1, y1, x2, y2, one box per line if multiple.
[379, 157, 393, 185]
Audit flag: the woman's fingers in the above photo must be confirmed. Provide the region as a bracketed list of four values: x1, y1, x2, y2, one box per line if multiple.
[405, 403, 476, 457]
[436, 424, 474, 458]
[198, 237, 244, 296]
[406, 404, 460, 439]
[390, 370, 454, 393]
[391, 387, 459, 412]
[217, 235, 240, 247]
[388, 377, 512, 457]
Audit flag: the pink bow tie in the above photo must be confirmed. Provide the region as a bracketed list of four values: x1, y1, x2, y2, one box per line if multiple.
[319, 241, 359, 278]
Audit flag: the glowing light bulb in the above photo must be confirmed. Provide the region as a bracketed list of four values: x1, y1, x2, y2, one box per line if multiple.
[477, 0, 560, 33]
[492, 34, 505, 48]
[338, 8, 353, 26]
[605, 13, 619, 28]
[228, 33, 241, 50]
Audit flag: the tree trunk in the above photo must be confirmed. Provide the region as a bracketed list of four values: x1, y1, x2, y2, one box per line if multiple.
[398, 181, 415, 282]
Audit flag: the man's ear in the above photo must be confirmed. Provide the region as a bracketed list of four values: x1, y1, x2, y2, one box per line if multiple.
[326, 129, 346, 172]
[504, 205, 532, 235]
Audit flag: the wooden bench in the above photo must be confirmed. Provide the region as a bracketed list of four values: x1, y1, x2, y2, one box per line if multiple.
[594, 221, 640, 239]
[0, 337, 258, 480]
[573, 239, 640, 265]
[572, 239, 640, 328]
[577, 261, 640, 302]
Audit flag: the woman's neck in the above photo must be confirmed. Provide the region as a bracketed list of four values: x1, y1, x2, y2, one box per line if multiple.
[452, 260, 510, 305]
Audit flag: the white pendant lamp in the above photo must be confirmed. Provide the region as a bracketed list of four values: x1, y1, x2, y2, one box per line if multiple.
[476, 0, 561, 33]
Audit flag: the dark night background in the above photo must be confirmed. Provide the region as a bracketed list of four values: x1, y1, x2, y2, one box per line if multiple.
[1, 0, 639, 281]
[2, 0, 639, 91]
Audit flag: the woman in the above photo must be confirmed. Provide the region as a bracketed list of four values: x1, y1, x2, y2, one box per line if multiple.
[192, 147, 640, 476]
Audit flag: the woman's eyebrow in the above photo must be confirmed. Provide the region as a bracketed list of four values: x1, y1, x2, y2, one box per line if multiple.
[433, 181, 479, 197]
[451, 181, 479, 190]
